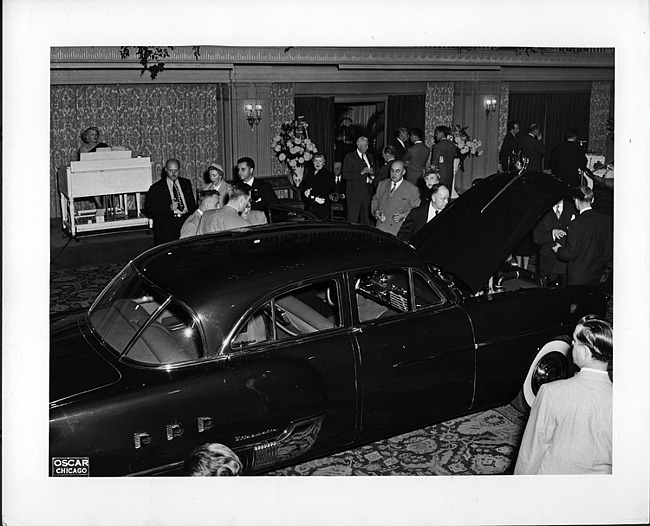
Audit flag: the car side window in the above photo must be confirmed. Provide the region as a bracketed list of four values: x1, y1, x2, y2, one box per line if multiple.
[231, 279, 341, 350]
[412, 270, 444, 310]
[354, 268, 412, 323]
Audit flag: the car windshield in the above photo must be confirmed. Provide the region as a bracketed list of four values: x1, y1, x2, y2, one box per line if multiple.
[88, 265, 204, 365]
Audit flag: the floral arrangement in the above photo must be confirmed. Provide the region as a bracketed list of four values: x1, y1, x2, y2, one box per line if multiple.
[271, 119, 318, 171]
[447, 124, 483, 171]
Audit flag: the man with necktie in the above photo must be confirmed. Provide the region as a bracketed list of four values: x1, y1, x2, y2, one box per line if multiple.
[371, 160, 420, 236]
[553, 186, 613, 286]
[144, 158, 197, 245]
[342, 136, 375, 225]
[329, 161, 347, 221]
[533, 199, 575, 285]
[236, 156, 279, 217]
[397, 184, 450, 242]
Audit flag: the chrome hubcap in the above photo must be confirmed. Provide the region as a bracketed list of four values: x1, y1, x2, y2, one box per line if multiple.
[531, 352, 567, 395]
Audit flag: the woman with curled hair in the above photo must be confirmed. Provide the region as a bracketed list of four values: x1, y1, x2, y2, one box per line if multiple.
[78, 126, 109, 158]
[184, 443, 242, 476]
[515, 315, 613, 475]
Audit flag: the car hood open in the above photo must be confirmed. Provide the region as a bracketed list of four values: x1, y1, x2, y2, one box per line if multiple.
[410, 170, 570, 294]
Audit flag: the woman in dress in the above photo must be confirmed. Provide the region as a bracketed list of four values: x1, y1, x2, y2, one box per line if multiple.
[78, 127, 109, 158]
[78, 127, 110, 207]
[302, 153, 333, 220]
[418, 168, 441, 202]
[202, 163, 230, 209]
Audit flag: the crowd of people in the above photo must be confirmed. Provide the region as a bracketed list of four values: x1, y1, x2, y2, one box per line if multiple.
[143, 156, 278, 245]
[137, 120, 611, 293]
[81, 120, 613, 477]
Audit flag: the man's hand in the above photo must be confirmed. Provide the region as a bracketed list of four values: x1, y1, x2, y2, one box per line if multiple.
[314, 197, 325, 205]
[551, 243, 561, 253]
[304, 188, 312, 198]
[392, 212, 407, 223]
[552, 229, 566, 241]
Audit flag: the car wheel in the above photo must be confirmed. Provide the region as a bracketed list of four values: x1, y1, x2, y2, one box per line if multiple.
[512, 340, 571, 414]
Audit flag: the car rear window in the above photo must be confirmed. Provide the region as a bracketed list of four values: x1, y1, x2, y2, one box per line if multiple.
[89, 265, 204, 365]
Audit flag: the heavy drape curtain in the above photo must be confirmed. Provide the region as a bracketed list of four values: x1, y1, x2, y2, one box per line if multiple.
[50, 84, 225, 217]
[508, 91, 590, 169]
[424, 83, 454, 147]
[294, 96, 335, 169]
[588, 82, 612, 157]
[270, 83, 295, 176]
[387, 94, 426, 146]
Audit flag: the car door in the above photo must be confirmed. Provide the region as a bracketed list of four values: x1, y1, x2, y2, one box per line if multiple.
[222, 275, 358, 472]
[349, 266, 476, 441]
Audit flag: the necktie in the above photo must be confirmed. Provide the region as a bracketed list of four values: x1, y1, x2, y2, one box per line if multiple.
[390, 182, 396, 193]
[554, 206, 561, 219]
[173, 181, 185, 212]
[361, 154, 368, 167]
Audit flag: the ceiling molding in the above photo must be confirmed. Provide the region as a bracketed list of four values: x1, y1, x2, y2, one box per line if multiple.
[51, 46, 615, 69]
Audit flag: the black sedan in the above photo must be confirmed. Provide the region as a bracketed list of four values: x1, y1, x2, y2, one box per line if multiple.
[50, 170, 607, 476]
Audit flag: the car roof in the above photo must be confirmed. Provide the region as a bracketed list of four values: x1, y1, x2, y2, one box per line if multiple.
[134, 222, 424, 340]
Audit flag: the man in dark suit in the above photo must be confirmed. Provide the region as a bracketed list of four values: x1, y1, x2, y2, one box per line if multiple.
[144, 158, 197, 245]
[550, 128, 588, 187]
[397, 183, 450, 242]
[429, 126, 456, 189]
[554, 186, 613, 286]
[342, 136, 375, 225]
[329, 160, 347, 220]
[374, 145, 397, 191]
[498, 120, 520, 171]
[392, 127, 410, 161]
[404, 127, 430, 186]
[237, 156, 279, 216]
[519, 123, 546, 172]
[533, 199, 575, 285]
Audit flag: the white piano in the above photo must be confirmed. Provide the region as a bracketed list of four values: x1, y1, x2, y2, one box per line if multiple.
[58, 149, 154, 237]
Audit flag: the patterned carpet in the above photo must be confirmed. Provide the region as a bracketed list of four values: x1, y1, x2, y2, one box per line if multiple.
[50, 263, 528, 476]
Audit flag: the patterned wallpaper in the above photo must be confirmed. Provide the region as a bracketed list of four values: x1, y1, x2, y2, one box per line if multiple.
[50, 84, 225, 217]
[269, 83, 295, 176]
[588, 81, 612, 155]
[425, 82, 454, 146]
[498, 82, 510, 151]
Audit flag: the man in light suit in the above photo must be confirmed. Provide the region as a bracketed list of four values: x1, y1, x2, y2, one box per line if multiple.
[199, 183, 252, 234]
[237, 156, 279, 217]
[397, 184, 450, 242]
[430, 126, 456, 189]
[515, 315, 612, 475]
[371, 160, 420, 236]
[342, 136, 375, 225]
[533, 199, 575, 286]
[553, 186, 613, 286]
[144, 158, 198, 245]
[180, 190, 220, 239]
[403, 127, 430, 186]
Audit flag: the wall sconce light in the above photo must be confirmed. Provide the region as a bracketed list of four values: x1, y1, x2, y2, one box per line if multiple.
[245, 103, 263, 130]
[485, 98, 497, 117]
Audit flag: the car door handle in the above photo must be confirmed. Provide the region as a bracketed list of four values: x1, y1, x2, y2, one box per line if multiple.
[351, 327, 363, 334]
